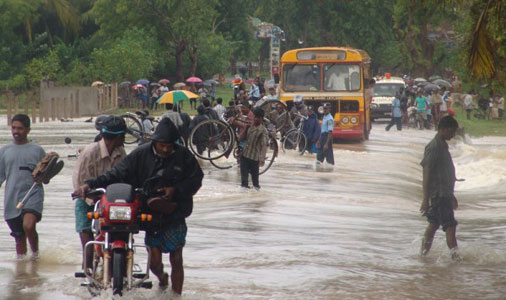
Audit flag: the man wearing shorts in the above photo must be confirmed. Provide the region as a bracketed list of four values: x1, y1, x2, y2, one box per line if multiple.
[0, 114, 46, 259]
[74, 118, 203, 294]
[72, 116, 126, 270]
[419, 115, 460, 260]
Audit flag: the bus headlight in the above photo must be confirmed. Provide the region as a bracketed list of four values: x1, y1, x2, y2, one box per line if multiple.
[318, 106, 324, 114]
[371, 103, 378, 109]
[350, 117, 358, 124]
[341, 117, 349, 124]
[109, 206, 132, 221]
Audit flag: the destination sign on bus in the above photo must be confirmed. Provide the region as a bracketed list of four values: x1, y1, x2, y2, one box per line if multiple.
[296, 50, 346, 61]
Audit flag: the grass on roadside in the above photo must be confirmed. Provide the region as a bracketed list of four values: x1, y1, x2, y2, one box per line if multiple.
[452, 105, 506, 137]
[107, 84, 235, 117]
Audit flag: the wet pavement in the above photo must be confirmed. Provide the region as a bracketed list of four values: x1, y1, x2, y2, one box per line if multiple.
[1, 117, 506, 300]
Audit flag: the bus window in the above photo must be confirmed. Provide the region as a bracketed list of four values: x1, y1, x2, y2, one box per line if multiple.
[340, 100, 359, 112]
[283, 64, 320, 92]
[324, 64, 361, 91]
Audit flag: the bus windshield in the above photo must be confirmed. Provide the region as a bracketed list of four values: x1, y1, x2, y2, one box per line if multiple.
[373, 83, 405, 97]
[324, 64, 361, 91]
[282, 64, 320, 92]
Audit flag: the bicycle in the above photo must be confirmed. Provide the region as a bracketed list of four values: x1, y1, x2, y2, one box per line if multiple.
[281, 111, 308, 155]
[255, 99, 291, 133]
[120, 112, 144, 144]
[188, 109, 278, 174]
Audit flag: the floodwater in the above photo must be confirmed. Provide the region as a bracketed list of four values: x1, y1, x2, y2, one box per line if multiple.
[1, 117, 506, 300]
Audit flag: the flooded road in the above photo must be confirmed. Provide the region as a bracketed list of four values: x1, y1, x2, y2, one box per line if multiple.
[1, 117, 506, 300]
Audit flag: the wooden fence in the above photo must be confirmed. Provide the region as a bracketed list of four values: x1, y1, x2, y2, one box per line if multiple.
[4, 83, 119, 126]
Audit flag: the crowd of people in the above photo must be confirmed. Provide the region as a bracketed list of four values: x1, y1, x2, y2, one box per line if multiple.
[383, 76, 506, 133]
[0, 73, 468, 297]
[384, 86, 453, 132]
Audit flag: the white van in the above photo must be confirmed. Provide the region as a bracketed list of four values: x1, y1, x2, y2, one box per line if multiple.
[371, 76, 406, 120]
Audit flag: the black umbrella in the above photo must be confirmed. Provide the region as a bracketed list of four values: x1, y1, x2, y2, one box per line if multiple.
[119, 81, 131, 87]
[432, 79, 452, 88]
[417, 81, 430, 87]
[423, 83, 441, 93]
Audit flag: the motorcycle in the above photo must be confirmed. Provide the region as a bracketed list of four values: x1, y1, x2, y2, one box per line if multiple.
[74, 183, 159, 296]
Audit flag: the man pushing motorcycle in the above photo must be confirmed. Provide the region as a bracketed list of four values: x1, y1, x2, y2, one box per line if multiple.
[74, 118, 204, 295]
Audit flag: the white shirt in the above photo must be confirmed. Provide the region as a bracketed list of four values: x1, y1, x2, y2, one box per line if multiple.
[327, 73, 346, 90]
[464, 94, 473, 109]
[498, 97, 504, 110]
[213, 104, 226, 120]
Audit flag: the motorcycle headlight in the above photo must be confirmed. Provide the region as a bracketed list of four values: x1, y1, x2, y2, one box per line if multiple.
[109, 206, 132, 221]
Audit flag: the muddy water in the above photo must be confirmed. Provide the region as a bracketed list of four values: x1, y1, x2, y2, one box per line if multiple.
[0, 117, 505, 300]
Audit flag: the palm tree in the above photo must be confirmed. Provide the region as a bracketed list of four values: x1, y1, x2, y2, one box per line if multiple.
[467, 0, 503, 80]
[25, 0, 81, 45]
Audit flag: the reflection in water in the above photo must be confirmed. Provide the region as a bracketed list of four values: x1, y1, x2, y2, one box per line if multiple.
[1, 118, 506, 299]
[6, 260, 42, 300]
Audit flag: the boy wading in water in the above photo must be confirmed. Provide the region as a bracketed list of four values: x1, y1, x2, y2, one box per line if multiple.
[239, 108, 268, 189]
[419, 115, 461, 260]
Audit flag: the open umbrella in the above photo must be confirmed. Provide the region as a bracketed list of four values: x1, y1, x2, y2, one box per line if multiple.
[137, 79, 149, 85]
[428, 75, 442, 81]
[423, 83, 440, 93]
[158, 79, 170, 85]
[132, 84, 146, 90]
[119, 81, 131, 87]
[186, 76, 202, 83]
[203, 79, 218, 86]
[416, 81, 430, 87]
[231, 78, 243, 85]
[173, 82, 186, 89]
[150, 82, 161, 87]
[432, 79, 452, 88]
[414, 77, 427, 83]
[157, 90, 198, 104]
[91, 81, 104, 87]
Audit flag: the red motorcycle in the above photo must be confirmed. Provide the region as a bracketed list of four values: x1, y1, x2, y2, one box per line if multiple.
[74, 183, 156, 296]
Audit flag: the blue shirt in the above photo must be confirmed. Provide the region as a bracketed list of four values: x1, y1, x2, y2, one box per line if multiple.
[321, 113, 334, 133]
[392, 98, 402, 118]
[249, 85, 260, 98]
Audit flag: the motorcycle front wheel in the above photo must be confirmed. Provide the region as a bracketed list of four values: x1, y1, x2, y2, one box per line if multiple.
[112, 249, 125, 295]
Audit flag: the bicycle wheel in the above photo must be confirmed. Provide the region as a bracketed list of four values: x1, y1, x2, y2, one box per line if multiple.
[282, 129, 307, 155]
[258, 100, 290, 132]
[121, 114, 143, 144]
[209, 145, 240, 170]
[189, 119, 235, 160]
[260, 134, 278, 175]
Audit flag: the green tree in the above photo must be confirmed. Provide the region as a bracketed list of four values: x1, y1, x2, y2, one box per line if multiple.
[92, 0, 222, 81]
[23, 0, 81, 45]
[87, 28, 159, 84]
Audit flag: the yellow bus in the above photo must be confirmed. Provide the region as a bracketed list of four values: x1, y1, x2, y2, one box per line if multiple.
[279, 47, 372, 140]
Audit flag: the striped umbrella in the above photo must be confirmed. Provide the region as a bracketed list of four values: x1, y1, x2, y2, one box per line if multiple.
[157, 90, 199, 104]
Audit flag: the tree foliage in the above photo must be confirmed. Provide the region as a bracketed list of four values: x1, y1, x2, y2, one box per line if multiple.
[0, 0, 505, 93]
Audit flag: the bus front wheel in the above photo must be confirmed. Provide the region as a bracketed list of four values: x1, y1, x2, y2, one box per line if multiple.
[363, 122, 370, 140]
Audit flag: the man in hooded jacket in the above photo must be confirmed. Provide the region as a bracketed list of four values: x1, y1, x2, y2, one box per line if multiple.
[74, 118, 203, 295]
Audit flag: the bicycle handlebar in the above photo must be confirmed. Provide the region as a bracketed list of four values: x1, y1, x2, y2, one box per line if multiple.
[293, 111, 309, 120]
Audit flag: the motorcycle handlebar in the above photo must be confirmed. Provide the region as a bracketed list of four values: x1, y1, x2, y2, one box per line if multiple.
[71, 188, 106, 200]
[71, 186, 166, 200]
